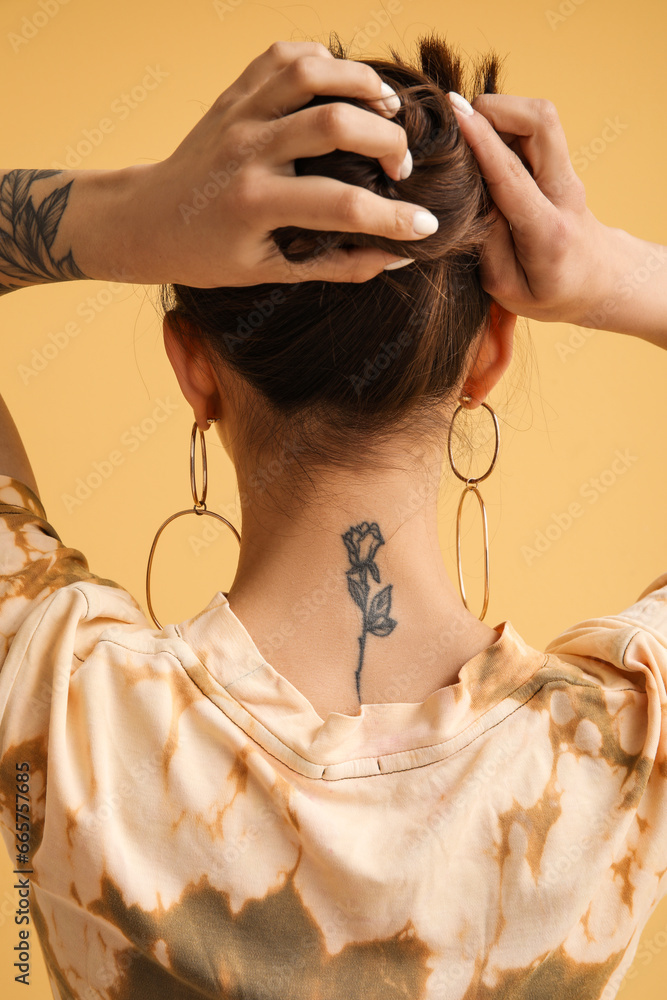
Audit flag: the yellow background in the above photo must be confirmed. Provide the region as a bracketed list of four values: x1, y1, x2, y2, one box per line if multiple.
[1, 0, 666, 995]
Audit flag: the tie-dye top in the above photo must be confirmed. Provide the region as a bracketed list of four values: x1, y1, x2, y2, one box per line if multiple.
[1, 473, 667, 1000]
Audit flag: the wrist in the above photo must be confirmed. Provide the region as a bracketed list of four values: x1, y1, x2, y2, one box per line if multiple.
[573, 223, 667, 339]
[70, 164, 155, 286]
[568, 218, 624, 331]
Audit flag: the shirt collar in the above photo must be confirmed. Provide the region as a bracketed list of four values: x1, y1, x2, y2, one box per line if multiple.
[175, 591, 548, 774]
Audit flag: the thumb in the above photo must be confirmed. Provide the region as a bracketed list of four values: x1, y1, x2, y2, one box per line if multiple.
[478, 203, 522, 300]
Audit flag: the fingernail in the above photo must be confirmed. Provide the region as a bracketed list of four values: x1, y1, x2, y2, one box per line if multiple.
[413, 210, 439, 236]
[399, 148, 413, 180]
[447, 91, 474, 117]
[384, 257, 415, 270]
[378, 81, 401, 115]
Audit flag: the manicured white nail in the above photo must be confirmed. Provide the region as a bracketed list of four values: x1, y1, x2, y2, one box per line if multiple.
[399, 148, 413, 180]
[413, 210, 439, 235]
[377, 81, 401, 115]
[448, 91, 474, 117]
[384, 257, 415, 270]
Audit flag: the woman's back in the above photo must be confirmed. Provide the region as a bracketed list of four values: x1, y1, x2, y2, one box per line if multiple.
[2, 476, 665, 999]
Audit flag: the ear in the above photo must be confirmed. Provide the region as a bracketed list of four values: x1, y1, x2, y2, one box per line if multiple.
[163, 313, 219, 432]
[461, 300, 517, 408]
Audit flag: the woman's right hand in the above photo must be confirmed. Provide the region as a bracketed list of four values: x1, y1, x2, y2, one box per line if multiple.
[447, 94, 620, 328]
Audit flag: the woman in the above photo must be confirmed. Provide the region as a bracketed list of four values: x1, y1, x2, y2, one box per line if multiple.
[1, 34, 665, 1000]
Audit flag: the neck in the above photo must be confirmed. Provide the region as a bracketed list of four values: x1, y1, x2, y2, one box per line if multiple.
[224, 446, 499, 712]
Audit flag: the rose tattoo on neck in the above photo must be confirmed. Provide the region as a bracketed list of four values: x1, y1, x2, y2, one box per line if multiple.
[342, 521, 398, 702]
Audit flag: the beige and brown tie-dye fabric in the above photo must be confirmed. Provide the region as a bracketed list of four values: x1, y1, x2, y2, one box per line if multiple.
[1, 473, 667, 1000]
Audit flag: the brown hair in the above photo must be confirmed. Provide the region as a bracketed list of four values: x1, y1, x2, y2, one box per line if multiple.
[159, 32, 507, 479]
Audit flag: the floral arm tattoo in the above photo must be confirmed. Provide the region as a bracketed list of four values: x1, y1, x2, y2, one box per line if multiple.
[0, 168, 89, 295]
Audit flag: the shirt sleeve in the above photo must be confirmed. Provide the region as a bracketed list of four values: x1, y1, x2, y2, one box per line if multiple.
[0, 474, 146, 671]
[545, 573, 667, 918]
[614, 570, 667, 638]
[0, 474, 150, 864]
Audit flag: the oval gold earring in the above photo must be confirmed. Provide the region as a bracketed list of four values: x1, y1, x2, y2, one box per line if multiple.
[145, 420, 241, 629]
[446, 395, 500, 621]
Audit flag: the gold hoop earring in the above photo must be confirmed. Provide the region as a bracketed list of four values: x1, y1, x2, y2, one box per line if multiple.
[446, 394, 500, 622]
[145, 419, 241, 629]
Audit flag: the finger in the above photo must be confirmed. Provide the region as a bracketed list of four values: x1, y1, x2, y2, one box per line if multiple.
[448, 98, 559, 238]
[259, 174, 439, 240]
[250, 53, 403, 123]
[477, 204, 529, 305]
[268, 102, 408, 182]
[229, 40, 335, 98]
[267, 246, 416, 283]
[468, 94, 577, 205]
[504, 136, 534, 176]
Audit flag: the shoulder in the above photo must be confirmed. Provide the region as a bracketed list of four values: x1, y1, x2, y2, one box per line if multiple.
[544, 573, 667, 682]
[0, 475, 47, 519]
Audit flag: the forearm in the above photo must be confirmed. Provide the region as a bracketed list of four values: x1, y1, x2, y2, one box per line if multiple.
[0, 166, 147, 294]
[575, 224, 667, 348]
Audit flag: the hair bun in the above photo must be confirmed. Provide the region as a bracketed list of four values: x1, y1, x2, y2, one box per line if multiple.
[161, 32, 507, 474]
[272, 32, 504, 265]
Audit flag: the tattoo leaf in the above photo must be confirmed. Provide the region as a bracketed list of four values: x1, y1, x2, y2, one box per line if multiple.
[368, 616, 397, 638]
[58, 249, 88, 281]
[0, 178, 11, 226]
[0, 171, 28, 226]
[14, 201, 51, 276]
[0, 169, 88, 287]
[369, 584, 392, 621]
[0, 169, 59, 227]
[0, 231, 29, 279]
[368, 560, 380, 584]
[32, 169, 63, 182]
[347, 575, 369, 612]
[0, 236, 47, 280]
[36, 185, 70, 250]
